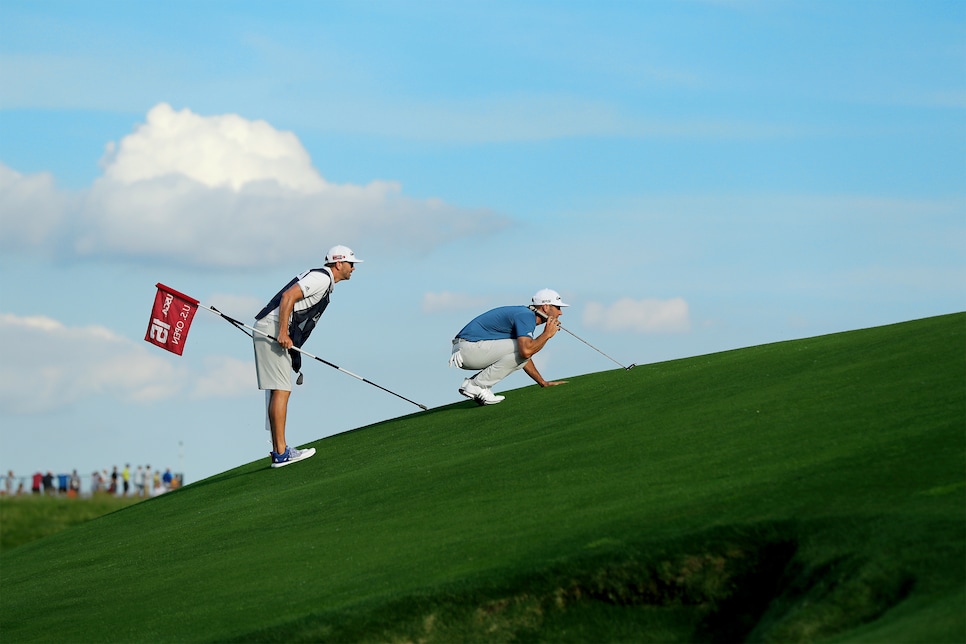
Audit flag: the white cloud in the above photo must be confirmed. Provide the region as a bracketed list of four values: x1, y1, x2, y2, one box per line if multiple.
[0, 164, 71, 253]
[100, 103, 327, 192]
[0, 312, 248, 415]
[192, 355, 255, 399]
[0, 313, 179, 414]
[422, 291, 490, 313]
[583, 297, 691, 333]
[0, 103, 508, 268]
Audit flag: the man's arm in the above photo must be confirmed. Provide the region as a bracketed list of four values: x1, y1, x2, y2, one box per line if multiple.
[516, 312, 559, 358]
[521, 359, 567, 387]
[517, 313, 566, 387]
[275, 283, 304, 349]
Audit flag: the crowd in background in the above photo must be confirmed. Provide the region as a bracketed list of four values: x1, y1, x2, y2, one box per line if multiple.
[2, 464, 183, 498]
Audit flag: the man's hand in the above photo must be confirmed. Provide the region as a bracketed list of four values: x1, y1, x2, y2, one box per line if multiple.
[519, 314, 560, 359]
[523, 360, 567, 388]
[543, 314, 561, 338]
[277, 331, 294, 350]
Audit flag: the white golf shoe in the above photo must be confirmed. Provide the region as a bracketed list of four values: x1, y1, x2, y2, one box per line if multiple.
[459, 378, 483, 398]
[473, 389, 505, 405]
[459, 379, 505, 405]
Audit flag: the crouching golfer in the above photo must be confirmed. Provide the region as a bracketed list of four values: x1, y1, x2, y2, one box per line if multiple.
[253, 245, 363, 467]
[449, 289, 569, 405]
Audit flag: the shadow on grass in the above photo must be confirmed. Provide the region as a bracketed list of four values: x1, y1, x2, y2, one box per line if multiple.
[226, 521, 918, 643]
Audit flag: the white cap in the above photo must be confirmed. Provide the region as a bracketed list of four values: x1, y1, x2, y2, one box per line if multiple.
[531, 288, 569, 307]
[325, 245, 363, 264]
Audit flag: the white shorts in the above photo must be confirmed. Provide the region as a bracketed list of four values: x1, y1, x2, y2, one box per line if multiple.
[253, 317, 292, 391]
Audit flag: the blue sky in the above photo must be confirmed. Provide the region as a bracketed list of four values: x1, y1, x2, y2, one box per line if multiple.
[1, 0, 963, 489]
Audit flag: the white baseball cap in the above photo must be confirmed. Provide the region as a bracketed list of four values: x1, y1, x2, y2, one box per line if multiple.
[325, 245, 363, 264]
[531, 288, 569, 307]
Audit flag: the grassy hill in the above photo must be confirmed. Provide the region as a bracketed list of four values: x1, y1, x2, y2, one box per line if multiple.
[1, 313, 963, 643]
[0, 495, 143, 552]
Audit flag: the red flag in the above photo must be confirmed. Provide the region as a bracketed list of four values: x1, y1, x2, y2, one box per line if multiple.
[145, 283, 199, 356]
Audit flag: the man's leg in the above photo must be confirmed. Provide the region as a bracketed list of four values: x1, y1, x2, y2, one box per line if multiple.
[254, 317, 294, 455]
[458, 339, 528, 388]
[267, 389, 291, 454]
[266, 387, 316, 467]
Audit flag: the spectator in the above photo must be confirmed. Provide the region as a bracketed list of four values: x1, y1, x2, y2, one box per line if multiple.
[32, 472, 42, 494]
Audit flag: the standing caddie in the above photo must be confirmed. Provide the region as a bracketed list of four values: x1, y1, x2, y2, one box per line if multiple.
[253, 245, 363, 468]
[449, 288, 569, 405]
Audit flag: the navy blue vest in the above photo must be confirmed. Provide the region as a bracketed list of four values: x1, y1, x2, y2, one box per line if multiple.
[256, 267, 333, 371]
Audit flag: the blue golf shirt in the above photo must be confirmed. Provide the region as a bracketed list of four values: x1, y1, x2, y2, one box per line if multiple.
[456, 306, 537, 342]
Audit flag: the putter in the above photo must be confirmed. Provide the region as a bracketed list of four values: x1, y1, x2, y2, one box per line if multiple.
[534, 308, 636, 371]
[205, 305, 428, 410]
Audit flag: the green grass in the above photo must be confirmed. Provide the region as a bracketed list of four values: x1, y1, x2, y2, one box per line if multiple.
[1, 312, 963, 642]
[0, 494, 143, 553]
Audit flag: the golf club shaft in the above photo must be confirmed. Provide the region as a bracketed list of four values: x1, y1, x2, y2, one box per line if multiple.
[202, 305, 429, 411]
[534, 308, 633, 370]
[559, 326, 632, 370]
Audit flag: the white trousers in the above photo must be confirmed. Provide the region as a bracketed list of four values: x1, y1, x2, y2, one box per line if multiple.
[454, 338, 528, 388]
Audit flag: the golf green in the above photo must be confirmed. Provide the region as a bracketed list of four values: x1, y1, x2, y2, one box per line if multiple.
[1, 312, 963, 642]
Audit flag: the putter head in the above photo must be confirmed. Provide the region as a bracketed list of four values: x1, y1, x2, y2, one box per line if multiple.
[625, 364, 636, 370]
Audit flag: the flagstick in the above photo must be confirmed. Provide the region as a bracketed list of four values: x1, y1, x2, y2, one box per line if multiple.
[200, 304, 429, 411]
